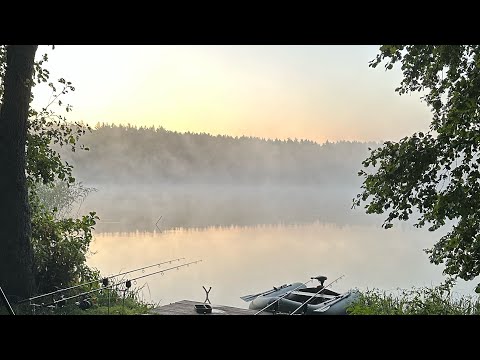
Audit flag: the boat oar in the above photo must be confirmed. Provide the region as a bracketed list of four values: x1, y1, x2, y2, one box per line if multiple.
[289, 275, 345, 315]
[240, 284, 289, 302]
[17, 257, 186, 304]
[254, 278, 316, 315]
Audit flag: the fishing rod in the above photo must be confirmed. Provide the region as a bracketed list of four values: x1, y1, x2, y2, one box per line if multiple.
[39, 259, 203, 308]
[17, 257, 186, 304]
[289, 275, 345, 315]
[0, 285, 15, 315]
[254, 278, 316, 315]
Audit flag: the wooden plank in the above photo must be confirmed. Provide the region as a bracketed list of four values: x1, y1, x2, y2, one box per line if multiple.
[150, 300, 272, 315]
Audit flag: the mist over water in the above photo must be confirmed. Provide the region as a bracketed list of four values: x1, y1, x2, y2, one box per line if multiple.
[81, 184, 379, 233]
[61, 127, 477, 307]
[80, 184, 476, 308]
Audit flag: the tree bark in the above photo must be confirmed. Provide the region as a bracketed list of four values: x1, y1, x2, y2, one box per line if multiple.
[0, 45, 38, 301]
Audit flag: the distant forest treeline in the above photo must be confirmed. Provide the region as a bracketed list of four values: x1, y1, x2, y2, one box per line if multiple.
[60, 123, 380, 185]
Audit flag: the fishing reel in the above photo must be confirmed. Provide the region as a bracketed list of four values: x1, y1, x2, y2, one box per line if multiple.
[76, 297, 92, 310]
[16, 258, 202, 315]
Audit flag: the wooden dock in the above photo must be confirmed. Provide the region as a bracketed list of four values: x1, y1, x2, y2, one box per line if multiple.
[150, 300, 272, 315]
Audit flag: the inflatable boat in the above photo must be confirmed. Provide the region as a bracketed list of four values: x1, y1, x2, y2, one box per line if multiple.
[241, 275, 360, 315]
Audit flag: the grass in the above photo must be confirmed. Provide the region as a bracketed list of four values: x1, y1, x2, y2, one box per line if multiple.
[2, 279, 158, 315]
[4, 280, 480, 316]
[347, 284, 480, 315]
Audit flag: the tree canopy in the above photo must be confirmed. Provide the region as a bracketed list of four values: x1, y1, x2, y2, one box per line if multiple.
[354, 45, 480, 290]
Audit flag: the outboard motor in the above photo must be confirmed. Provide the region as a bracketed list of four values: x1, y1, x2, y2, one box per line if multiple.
[311, 275, 327, 287]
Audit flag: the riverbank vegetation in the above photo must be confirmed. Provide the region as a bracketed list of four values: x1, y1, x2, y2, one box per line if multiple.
[347, 283, 480, 315]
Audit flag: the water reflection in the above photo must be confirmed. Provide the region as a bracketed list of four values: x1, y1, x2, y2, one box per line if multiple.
[87, 221, 474, 309]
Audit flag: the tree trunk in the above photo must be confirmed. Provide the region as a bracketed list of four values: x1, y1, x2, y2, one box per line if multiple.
[0, 45, 38, 301]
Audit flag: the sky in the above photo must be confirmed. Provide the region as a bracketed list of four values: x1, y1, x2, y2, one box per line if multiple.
[32, 45, 432, 144]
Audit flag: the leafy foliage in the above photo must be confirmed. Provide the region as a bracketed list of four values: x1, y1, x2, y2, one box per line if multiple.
[35, 181, 97, 219]
[1, 45, 98, 294]
[27, 52, 89, 186]
[0, 46, 5, 100]
[353, 46, 480, 285]
[30, 190, 99, 294]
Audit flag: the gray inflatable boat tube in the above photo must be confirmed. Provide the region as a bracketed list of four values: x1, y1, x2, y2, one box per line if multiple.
[249, 286, 360, 315]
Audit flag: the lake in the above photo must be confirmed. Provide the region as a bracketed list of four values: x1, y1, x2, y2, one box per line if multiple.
[82, 185, 476, 308]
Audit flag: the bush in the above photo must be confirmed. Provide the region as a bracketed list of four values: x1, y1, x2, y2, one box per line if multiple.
[347, 283, 480, 315]
[30, 187, 99, 294]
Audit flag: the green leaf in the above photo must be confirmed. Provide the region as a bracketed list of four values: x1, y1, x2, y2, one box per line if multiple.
[355, 45, 480, 282]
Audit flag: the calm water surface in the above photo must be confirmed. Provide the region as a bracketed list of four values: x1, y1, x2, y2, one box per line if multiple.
[87, 224, 439, 308]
